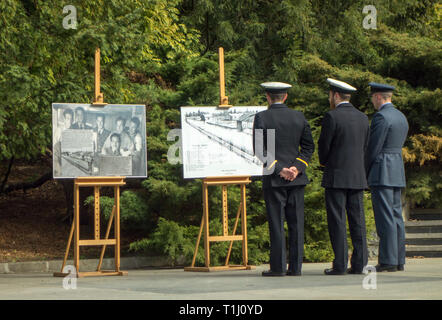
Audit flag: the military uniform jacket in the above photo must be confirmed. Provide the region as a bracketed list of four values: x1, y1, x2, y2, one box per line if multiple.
[318, 103, 369, 189]
[253, 103, 314, 188]
[365, 103, 409, 187]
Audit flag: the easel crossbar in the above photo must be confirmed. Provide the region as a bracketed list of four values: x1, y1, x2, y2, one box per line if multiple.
[204, 176, 250, 186]
[184, 265, 255, 272]
[209, 235, 243, 242]
[78, 239, 117, 246]
[54, 271, 128, 278]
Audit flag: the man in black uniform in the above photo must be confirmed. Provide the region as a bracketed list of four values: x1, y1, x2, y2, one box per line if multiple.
[318, 78, 369, 275]
[253, 82, 315, 276]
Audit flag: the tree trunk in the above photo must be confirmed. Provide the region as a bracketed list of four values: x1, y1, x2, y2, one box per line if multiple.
[0, 157, 15, 192]
[1, 170, 52, 194]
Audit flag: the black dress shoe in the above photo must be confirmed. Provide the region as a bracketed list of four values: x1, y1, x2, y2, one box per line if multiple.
[347, 268, 364, 274]
[397, 264, 404, 271]
[262, 270, 285, 277]
[324, 268, 346, 275]
[375, 264, 397, 272]
[286, 271, 301, 276]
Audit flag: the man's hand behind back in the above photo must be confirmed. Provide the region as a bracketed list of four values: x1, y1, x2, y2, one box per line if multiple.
[279, 166, 299, 181]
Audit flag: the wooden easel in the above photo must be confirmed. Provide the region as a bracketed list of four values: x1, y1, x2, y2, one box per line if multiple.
[184, 48, 254, 272]
[54, 48, 127, 278]
[53, 177, 127, 278]
[184, 176, 254, 271]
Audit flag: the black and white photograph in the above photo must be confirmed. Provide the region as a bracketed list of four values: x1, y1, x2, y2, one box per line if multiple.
[52, 103, 147, 178]
[180, 106, 266, 179]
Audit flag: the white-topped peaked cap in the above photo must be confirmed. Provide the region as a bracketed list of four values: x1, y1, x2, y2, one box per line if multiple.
[260, 82, 292, 94]
[327, 78, 357, 94]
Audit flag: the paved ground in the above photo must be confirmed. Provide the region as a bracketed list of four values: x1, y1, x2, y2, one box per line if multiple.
[0, 258, 441, 300]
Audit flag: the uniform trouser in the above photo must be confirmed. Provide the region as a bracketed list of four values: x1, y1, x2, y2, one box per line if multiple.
[371, 186, 406, 266]
[325, 188, 368, 272]
[263, 186, 304, 273]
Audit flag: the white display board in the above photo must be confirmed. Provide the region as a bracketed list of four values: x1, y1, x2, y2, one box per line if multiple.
[180, 106, 266, 179]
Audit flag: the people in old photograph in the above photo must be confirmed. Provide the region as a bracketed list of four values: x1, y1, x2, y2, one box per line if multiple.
[125, 117, 143, 176]
[53, 108, 75, 176]
[54, 109, 74, 142]
[127, 117, 142, 154]
[102, 133, 122, 156]
[103, 116, 131, 151]
[101, 116, 145, 175]
[94, 113, 110, 153]
[53, 104, 146, 178]
[62, 109, 73, 130]
[71, 107, 92, 129]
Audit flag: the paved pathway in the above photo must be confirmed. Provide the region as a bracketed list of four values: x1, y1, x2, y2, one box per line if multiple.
[0, 258, 441, 300]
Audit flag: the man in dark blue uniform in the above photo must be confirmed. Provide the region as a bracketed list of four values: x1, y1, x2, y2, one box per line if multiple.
[253, 82, 315, 276]
[366, 82, 409, 272]
[318, 78, 369, 275]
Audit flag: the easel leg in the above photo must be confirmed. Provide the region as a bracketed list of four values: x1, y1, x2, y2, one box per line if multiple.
[225, 202, 242, 266]
[203, 183, 210, 267]
[222, 185, 228, 236]
[94, 186, 100, 240]
[114, 186, 121, 272]
[241, 185, 248, 266]
[97, 205, 115, 271]
[74, 184, 80, 273]
[190, 214, 204, 268]
[60, 219, 75, 273]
